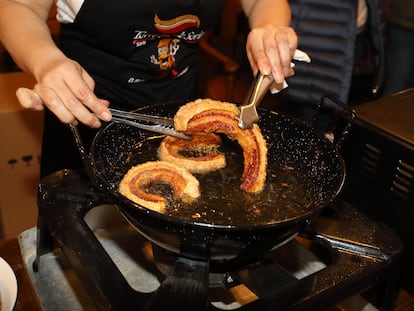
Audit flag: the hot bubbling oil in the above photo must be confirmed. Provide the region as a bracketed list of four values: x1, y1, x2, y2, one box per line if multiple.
[123, 135, 315, 226]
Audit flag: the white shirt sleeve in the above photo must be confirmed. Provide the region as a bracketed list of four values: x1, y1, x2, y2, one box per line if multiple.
[55, 0, 85, 23]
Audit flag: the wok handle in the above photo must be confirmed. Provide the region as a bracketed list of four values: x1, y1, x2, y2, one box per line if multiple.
[69, 123, 100, 188]
[312, 95, 356, 149]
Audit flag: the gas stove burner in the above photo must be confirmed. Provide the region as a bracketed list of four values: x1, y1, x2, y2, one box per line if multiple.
[23, 169, 403, 310]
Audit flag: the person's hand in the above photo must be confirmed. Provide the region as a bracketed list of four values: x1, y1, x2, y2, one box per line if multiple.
[245, 25, 298, 83]
[16, 57, 111, 128]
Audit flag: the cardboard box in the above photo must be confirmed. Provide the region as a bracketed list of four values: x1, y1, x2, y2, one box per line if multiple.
[0, 71, 43, 239]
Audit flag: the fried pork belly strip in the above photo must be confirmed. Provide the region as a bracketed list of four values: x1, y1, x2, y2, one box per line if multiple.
[158, 132, 226, 174]
[174, 98, 240, 131]
[174, 99, 268, 193]
[119, 161, 200, 213]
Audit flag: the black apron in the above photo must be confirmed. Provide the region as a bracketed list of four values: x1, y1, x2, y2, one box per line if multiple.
[40, 0, 226, 178]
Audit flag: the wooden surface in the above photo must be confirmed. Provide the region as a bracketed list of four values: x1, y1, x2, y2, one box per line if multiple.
[394, 289, 414, 311]
[1, 237, 414, 311]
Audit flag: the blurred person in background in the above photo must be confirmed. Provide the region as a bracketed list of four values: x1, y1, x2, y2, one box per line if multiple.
[276, 0, 386, 108]
[383, 0, 414, 95]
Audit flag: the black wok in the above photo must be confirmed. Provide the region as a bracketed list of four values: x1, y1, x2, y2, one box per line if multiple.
[80, 99, 349, 268]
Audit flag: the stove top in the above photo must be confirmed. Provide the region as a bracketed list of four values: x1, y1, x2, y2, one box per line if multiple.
[20, 170, 403, 310]
[353, 88, 414, 145]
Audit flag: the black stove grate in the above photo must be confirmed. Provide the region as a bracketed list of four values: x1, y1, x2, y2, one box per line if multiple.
[30, 169, 402, 310]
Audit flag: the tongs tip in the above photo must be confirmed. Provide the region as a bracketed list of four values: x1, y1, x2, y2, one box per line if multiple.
[109, 108, 191, 140]
[238, 106, 259, 129]
[238, 73, 272, 129]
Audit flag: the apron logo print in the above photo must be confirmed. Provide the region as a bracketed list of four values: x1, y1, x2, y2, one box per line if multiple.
[154, 14, 200, 34]
[150, 38, 180, 75]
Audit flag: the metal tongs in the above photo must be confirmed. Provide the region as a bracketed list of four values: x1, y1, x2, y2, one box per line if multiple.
[238, 72, 274, 129]
[110, 108, 191, 140]
[238, 50, 312, 129]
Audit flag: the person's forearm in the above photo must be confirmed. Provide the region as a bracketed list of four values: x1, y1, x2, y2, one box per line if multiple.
[239, 0, 297, 82]
[0, 0, 64, 79]
[241, 0, 291, 28]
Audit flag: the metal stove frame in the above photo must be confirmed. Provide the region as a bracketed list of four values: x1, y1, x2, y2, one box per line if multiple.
[339, 88, 414, 293]
[29, 169, 402, 310]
